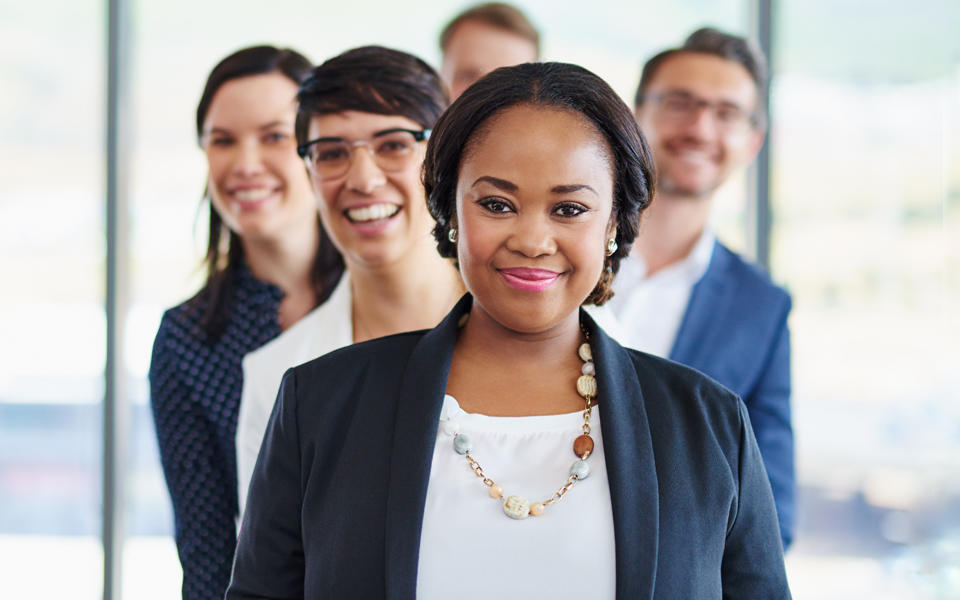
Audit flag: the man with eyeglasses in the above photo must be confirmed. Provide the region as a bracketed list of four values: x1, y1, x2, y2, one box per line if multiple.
[609, 27, 795, 550]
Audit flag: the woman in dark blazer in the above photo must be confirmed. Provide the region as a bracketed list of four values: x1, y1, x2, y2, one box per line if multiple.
[228, 61, 790, 599]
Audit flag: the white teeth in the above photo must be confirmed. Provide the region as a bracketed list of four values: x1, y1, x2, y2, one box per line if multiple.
[233, 188, 273, 202]
[675, 150, 712, 165]
[346, 204, 400, 222]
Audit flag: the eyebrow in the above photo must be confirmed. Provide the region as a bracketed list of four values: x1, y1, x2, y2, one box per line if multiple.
[205, 120, 291, 136]
[472, 177, 598, 197]
[661, 89, 748, 111]
[551, 184, 597, 196]
[309, 128, 416, 144]
[259, 120, 291, 130]
[471, 176, 518, 192]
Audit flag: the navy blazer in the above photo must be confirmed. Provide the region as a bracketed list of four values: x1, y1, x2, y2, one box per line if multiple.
[228, 296, 790, 599]
[671, 241, 795, 548]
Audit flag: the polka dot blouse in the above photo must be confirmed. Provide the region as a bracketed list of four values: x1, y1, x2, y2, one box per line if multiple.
[149, 261, 283, 600]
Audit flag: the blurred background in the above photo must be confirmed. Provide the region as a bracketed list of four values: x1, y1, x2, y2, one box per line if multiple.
[1, 0, 958, 597]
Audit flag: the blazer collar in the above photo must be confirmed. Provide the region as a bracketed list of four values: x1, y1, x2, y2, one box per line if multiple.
[585, 310, 660, 598]
[384, 297, 660, 599]
[384, 294, 468, 599]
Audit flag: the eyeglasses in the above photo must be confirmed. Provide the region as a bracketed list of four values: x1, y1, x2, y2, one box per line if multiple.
[642, 91, 757, 132]
[297, 128, 430, 180]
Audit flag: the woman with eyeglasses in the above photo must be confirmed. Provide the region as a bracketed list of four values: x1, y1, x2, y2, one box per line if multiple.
[228, 61, 789, 599]
[234, 46, 464, 514]
[148, 45, 343, 600]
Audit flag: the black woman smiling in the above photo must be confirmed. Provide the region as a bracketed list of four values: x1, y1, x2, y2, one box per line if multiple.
[227, 62, 790, 599]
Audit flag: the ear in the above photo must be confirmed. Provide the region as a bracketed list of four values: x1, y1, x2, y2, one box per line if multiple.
[745, 126, 766, 162]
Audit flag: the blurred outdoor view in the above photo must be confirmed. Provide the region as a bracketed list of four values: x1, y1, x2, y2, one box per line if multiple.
[1, 0, 957, 597]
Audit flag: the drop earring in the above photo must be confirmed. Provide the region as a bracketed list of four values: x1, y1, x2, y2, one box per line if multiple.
[448, 228, 458, 243]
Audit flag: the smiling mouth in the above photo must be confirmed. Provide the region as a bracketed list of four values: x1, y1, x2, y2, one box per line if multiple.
[344, 203, 401, 223]
[231, 188, 277, 203]
[498, 267, 562, 292]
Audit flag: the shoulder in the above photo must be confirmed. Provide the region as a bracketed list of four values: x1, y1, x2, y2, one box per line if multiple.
[283, 329, 428, 396]
[151, 298, 203, 359]
[712, 242, 791, 309]
[624, 346, 745, 437]
[245, 300, 342, 370]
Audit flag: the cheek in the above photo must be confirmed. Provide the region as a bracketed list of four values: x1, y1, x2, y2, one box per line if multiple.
[205, 153, 229, 188]
[574, 222, 612, 274]
[457, 221, 499, 279]
[318, 180, 342, 210]
[395, 162, 426, 203]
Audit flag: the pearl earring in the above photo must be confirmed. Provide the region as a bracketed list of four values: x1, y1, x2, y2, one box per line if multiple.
[606, 237, 618, 256]
[448, 228, 458, 243]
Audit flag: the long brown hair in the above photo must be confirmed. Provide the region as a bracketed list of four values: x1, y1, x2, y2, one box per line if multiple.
[192, 45, 344, 343]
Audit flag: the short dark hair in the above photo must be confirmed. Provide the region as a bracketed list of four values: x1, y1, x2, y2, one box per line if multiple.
[192, 46, 344, 343]
[295, 46, 448, 146]
[423, 62, 656, 305]
[634, 27, 768, 128]
[439, 2, 540, 58]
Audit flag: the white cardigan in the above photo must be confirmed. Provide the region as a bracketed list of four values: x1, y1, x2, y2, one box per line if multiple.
[236, 275, 353, 517]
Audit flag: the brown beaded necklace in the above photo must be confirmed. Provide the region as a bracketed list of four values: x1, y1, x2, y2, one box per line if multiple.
[452, 328, 597, 520]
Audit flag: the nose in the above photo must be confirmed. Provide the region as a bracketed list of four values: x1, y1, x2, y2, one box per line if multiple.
[505, 213, 557, 258]
[684, 104, 720, 140]
[344, 145, 386, 194]
[232, 139, 266, 176]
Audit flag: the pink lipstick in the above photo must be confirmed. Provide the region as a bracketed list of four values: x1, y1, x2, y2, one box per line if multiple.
[499, 267, 560, 292]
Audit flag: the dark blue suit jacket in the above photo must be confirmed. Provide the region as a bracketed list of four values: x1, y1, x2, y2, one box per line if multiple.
[670, 241, 794, 548]
[228, 296, 790, 599]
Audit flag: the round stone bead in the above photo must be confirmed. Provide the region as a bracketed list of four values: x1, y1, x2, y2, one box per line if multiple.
[581, 361, 595, 376]
[489, 483, 504, 499]
[503, 495, 531, 519]
[453, 433, 472, 455]
[570, 459, 591, 480]
[529, 502, 545, 517]
[573, 434, 594, 459]
[578, 343, 593, 362]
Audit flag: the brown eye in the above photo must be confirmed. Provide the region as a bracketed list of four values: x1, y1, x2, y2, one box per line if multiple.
[315, 146, 349, 163]
[479, 198, 513, 214]
[554, 202, 587, 218]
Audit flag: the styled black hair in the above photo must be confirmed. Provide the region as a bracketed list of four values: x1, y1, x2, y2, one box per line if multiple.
[295, 46, 448, 146]
[423, 62, 656, 305]
[192, 45, 344, 343]
[634, 27, 769, 128]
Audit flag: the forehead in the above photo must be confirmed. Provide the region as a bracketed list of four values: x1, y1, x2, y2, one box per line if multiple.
[204, 73, 298, 129]
[461, 105, 613, 190]
[647, 52, 757, 106]
[444, 20, 537, 64]
[307, 110, 422, 139]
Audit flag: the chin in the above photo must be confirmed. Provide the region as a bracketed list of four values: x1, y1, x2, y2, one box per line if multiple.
[482, 297, 573, 335]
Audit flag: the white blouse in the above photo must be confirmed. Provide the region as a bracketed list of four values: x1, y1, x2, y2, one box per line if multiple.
[417, 395, 616, 599]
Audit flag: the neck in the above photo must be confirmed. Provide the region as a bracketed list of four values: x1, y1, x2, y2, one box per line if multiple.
[458, 303, 584, 369]
[348, 239, 465, 343]
[241, 222, 320, 297]
[635, 190, 712, 276]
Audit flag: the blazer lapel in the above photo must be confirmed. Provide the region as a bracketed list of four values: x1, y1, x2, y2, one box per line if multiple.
[586, 310, 660, 599]
[670, 240, 732, 370]
[384, 295, 470, 599]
